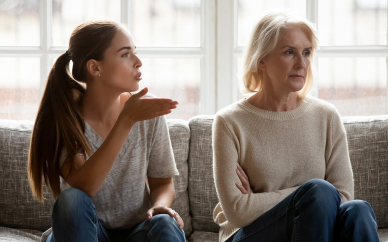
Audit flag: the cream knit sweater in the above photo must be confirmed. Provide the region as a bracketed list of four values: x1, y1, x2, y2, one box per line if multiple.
[212, 96, 354, 242]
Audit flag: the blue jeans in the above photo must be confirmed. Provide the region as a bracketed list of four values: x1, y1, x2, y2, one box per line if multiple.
[46, 188, 186, 242]
[226, 179, 379, 242]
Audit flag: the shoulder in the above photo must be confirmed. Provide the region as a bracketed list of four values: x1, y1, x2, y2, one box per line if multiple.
[305, 96, 339, 117]
[215, 99, 246, 122]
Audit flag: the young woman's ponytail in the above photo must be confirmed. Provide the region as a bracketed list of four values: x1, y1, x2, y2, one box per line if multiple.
[28, 20, 122, 202]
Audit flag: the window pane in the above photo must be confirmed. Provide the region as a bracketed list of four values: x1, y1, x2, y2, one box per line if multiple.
[0, 1, 39, 46]
[318, 57, 386, 116]
[0, 58, 40, 120]
[138, 58, 200, 119]
[52, 0, 121, 46]
[318, 0, 387, 45]
[238, 0, 306, 47]
[237, 57, 246, 100]
[131, 0, 201, 47]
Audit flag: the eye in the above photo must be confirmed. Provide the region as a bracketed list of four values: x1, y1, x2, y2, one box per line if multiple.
[121, 52, 129, 57]
[285, 49, 294, 55]
[133, 51, 138, 55]
[303, 50, 311, 57]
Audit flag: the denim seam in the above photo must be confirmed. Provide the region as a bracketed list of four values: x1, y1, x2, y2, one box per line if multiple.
[233, 205, 294, 242]
[88, 201, 102, 242]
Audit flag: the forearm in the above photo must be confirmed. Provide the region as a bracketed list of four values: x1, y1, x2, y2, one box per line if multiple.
[66, 115, 135, 196]
[149, 178, 175, 207]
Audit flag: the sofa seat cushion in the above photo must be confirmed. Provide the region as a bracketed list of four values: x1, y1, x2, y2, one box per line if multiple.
[189, 231, 219, 242]
[0, 226, 41, 242]
[379, 228, 388, 242]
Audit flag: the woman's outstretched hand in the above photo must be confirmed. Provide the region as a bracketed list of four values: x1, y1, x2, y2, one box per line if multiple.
[121, 87, 178, 123]
[146, 205, 184, 229]
[235, 163, 253, 194]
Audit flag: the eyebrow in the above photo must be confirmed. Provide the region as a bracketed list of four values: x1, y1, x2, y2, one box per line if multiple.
[282, 45, 312, 50]
[117, 46, 136, 52]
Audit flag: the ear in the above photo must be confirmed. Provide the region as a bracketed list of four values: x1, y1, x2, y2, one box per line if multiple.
[86, 59, 101, 77]
[258, 59, 266, 71]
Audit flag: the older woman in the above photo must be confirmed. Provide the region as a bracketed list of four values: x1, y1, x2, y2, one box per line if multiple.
[212, 11, 379, 242]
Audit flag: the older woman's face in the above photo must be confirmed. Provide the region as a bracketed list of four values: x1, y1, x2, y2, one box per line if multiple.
[259, 26, 312, 93]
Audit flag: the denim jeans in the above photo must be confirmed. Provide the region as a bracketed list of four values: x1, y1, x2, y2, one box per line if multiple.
[226, 179, 379, 242]
[46, 188, 186, 242]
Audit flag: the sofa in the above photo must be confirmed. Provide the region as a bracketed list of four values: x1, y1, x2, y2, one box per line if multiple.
[0, 115, 387, 242]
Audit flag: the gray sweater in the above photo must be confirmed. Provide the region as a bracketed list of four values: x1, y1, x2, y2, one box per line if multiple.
[212, 96, 354, 242]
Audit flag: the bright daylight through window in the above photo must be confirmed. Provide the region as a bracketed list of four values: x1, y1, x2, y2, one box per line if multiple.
[0, 0, 387, 119]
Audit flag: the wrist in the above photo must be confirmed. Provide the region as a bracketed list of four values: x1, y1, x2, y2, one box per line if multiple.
[117, 113, 136, 127]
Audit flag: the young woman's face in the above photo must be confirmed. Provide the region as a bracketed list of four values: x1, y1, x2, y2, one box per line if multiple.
[259, 26, 312, 94]
[98, 29, 142, 92]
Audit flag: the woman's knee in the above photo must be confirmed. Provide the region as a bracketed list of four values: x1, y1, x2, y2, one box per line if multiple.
[149, 214, 179, 231]
[297, 179, 341, 207]
[53, 188, 94, 218]
[339, 200, 377, 223]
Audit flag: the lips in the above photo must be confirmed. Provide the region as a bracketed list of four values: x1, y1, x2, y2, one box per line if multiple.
[289, 75, 304, 78]
[135, 72, 142, 80]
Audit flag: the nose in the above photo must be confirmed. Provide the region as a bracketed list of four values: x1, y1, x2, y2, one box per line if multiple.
[295, 55, 306, 69]
[135, 55, 142, 69]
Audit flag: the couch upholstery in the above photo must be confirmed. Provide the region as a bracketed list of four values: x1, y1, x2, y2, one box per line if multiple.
[0, 116, 387, 241]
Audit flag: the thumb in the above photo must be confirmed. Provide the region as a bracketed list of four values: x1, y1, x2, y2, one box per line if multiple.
[147, 209, 153, 220]
[132, 87, 148, 100]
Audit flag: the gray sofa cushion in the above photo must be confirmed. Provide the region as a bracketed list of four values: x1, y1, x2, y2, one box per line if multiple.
[0, 120, 54, 231]
[343, 116, 388, 228]
[0, 119, 192, 235]
[188, 231, 219, 242]
[168, 119, 192, 236]
[188, 116, 220, 233]
[0, 227, 42, 242]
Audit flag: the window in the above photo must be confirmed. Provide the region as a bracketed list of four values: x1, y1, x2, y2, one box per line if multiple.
[0, 0, 215, 120]
[1, 0, 387, 120]
[221, 0, 388, 116]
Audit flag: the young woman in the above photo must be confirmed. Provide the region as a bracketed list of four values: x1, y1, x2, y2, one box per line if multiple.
[28, 20, 186, 242]
[212, 11, 379, 242]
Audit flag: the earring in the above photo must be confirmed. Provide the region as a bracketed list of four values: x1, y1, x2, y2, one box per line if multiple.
[98, 73, 101, 77]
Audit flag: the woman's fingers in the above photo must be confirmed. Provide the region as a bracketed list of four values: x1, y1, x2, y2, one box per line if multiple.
[147, 206, 184, 230]
[236, 163, 252, 194]
[131, 87, 148, 100]
[235, 183, 247, 194]
[173, 212, 184, 229]
[237, 163, 249, 180]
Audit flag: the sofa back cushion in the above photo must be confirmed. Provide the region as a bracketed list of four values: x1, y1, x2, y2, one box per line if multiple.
[0, 119, 192, 234]
[343, 116, 388, 228]
[0, 120, 54, 231]
[188, 116, 220, 233]
[187, 115, 388, 233]
[167, 119, 192, 236]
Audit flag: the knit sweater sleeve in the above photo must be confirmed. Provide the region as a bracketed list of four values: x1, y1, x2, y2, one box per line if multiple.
[325, 108, 354, 203]
[213, 114, 299, 228]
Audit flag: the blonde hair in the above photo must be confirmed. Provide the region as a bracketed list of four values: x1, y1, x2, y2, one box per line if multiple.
[242, 10, 319, 98]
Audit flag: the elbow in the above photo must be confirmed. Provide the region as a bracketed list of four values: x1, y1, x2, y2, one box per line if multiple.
[222, 205, 254, 228]
[226, 215, 250, 228]
[220, 195, 258, 228]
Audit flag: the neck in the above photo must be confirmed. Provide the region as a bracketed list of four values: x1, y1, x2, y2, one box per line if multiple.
[247, 89, 301, 112]
[82, 84, 122, 127]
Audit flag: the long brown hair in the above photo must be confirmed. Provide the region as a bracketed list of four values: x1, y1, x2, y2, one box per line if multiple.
[28, 20, 123, 202]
